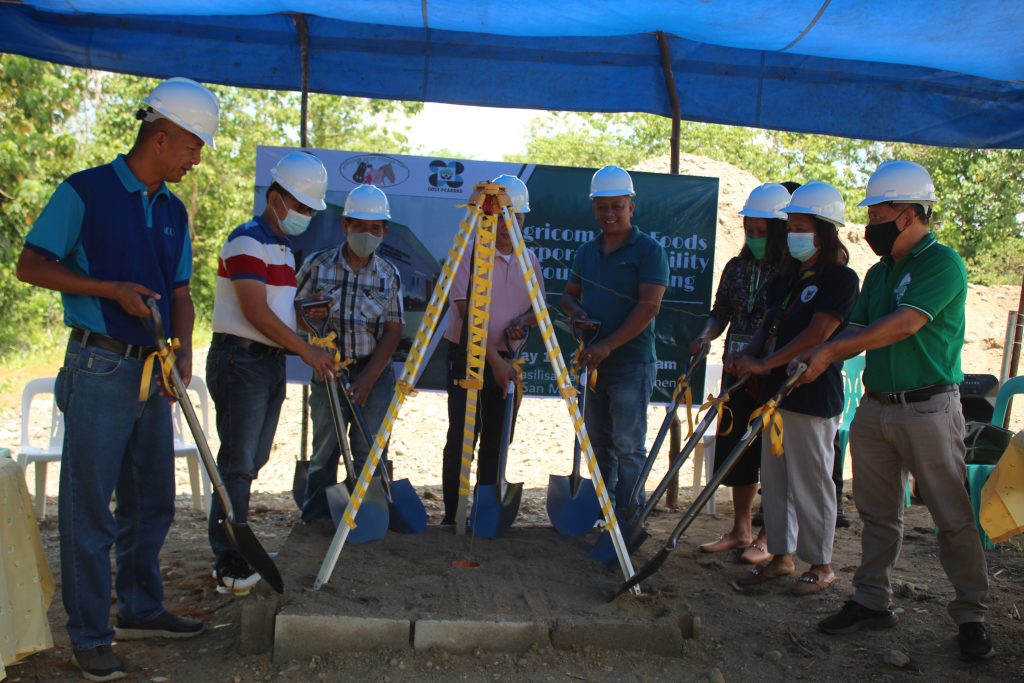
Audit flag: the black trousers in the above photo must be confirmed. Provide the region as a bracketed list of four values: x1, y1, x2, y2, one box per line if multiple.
[441, 341, 520, 523]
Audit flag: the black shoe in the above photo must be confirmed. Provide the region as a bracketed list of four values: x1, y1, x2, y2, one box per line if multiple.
[752, 506, 764, 527]
[114, 611, 204, 640]
[213, 556, 262, 596]
[819, 600, 898, 634]
[836, 507, 852, 528]
[71, 645, 126, 681]
[959, 622, 995, 660]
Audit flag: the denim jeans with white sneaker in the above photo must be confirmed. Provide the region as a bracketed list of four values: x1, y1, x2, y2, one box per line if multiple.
[584, 362, 656, 511]
[56, 338, 175, 650]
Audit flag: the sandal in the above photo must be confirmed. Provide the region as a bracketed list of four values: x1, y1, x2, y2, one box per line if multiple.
[790, 571, 836, 596]
[699, 534, 750, 554]
[739, 542, 771, 565]
[734, 563, 793, 588]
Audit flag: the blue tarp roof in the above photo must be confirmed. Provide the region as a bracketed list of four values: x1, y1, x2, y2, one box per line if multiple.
[3, 1, 1023, 149]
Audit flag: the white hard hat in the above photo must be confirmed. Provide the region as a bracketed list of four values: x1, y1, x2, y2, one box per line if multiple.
[142, 77, 220, 149]
[343, 184, 390, 220]
[491, 174, 531, 213]
[270, 152, 328, 211]
[859, 160, 936, 208]
[589, 165, 635, 198]
[739, 183, 791, 220]
[783, 180, 845, 227]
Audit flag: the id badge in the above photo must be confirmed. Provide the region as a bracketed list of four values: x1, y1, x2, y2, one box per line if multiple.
[727, 334, 752, 356]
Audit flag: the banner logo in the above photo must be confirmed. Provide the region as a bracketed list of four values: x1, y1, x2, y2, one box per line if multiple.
[340, 155, 409, 187]
[428, 160, 465, 191]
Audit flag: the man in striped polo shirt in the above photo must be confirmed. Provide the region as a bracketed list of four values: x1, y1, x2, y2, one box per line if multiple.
[207, 152, 337, 595]
[294, 184, 405, 522]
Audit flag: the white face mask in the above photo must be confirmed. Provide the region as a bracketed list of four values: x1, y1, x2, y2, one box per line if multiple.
[274, 195, 312, 236]
[347, 231, 382, 258]
[787, 232, 818, 262]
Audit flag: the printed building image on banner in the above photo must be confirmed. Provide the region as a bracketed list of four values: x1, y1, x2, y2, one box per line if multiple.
[256, 146, 718, 402]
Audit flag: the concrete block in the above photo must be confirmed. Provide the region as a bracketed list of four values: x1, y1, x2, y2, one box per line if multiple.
[552, 618, 683, 657]
[238, 588, 280, 655]
[273, 613, 411, 661]
[414, 618, 549, 653]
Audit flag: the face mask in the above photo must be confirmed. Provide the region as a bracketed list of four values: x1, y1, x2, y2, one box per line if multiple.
[745, 236, 767, 260]
[864, 220, 900, 257]
[787, 232, 818, 262]
[274, 195, 312, 236]
[347, 231, 382, 258]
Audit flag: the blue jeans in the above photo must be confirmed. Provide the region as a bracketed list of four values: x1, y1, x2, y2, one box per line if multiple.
[302, 363, 395, 522]
[205, 343, 285, 564]
[584, 362, 656, 512]
[55, 338, 175, 649]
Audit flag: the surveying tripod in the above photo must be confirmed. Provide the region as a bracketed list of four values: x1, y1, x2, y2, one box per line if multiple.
[314, 182, 640, 595]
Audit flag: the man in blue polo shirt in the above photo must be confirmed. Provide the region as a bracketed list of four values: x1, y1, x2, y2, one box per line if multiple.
[16, 78, 220, 681]
[561, 165, 669, 512]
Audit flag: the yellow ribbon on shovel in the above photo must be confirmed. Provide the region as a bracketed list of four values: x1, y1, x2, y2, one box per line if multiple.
[698, 392, 735, 438]
[671, 371, 695, 439]
[511, 355, 526, 410]
[139, 338, 181, 402]
[749, 398, 785, 456]
[570, 338, 598, 390]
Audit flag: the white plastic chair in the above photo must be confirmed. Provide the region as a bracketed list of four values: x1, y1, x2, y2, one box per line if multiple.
[690, 363, 723, 515]
[15, 376, 212, 520]
[15, 377, 63, 521]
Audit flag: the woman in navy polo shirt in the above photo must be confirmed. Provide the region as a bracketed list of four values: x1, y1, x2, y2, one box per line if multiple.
[729, 181, 859, 596]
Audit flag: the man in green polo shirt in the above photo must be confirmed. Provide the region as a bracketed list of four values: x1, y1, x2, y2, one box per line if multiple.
[562, 165, 669, 513]
[795, 161, 992, 661]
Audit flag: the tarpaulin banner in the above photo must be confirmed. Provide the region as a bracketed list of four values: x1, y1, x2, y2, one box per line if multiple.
[257, 146, 718, 401]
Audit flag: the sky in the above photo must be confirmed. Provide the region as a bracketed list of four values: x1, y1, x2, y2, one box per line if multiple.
[404, 102, 546, 162]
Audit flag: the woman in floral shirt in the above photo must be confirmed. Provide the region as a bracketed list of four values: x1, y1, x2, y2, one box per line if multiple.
[692, 182, 793, 564]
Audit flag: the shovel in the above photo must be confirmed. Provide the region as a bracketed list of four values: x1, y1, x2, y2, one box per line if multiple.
[143, 298, 283, 594]
[335, 367, 428, 535]
[298, 300, 389, 544]
[613, 364, 806, 598]
[469, 330, 529, 538]
[292, 384, 311, 510]
[546, 318, 602, 536]
[589, 342, 710, 564]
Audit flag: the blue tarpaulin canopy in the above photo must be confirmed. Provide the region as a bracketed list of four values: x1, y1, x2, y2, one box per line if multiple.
[2, 1, 1023, 148]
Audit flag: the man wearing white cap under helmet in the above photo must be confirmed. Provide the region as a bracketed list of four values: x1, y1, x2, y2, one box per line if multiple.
[207, 151, 337, 595]
[16, 77, 220, 680]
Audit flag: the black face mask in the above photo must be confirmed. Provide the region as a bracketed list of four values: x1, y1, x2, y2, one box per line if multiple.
[864, 220, 901, 256]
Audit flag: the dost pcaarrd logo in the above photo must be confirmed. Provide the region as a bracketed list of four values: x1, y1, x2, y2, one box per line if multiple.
[340, 155, 410, 188]
[428, 160, 465, 193]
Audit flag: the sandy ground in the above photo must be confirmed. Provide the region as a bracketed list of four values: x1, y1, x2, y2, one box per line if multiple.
[4, 152, 1024, 681]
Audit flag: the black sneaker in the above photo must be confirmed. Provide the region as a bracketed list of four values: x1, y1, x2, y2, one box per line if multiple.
[114, 611, 204, 640]
[71, 645, 126, 681]
[213, 556, 262, 596]
[836, 507, 852, 528]
[959, 622, 995, 660]
[819, 600, 898, 634]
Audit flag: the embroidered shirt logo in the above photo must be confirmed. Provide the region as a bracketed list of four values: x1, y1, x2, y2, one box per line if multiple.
[800, 285, 818, 303]
[894, 274, 911, 304]
[162, 226, 175, 237]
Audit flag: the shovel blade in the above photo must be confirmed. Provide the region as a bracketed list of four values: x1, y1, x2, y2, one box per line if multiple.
[292, 461, 310, 510]
[588, 519, 649, 566]
[470, 482, 523, 538]
[220, 519, 284, 594]
[326, 479, 389, 545]
[386, 477, 427, 534]
[546, 474, 601, 536]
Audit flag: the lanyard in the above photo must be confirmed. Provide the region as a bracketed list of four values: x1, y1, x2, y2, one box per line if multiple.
[745, 261, 763, 313]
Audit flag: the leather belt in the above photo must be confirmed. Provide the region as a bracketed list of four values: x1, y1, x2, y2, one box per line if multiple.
[211, 332, 285, 357]
[70, 328, 157, 361]
[866, 384, 955, 405]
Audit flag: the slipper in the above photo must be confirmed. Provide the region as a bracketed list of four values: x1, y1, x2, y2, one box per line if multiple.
[790, 571, 836, 596]
[739, 542, 772, 565]
[699, 534, 750, 554]
[734, 563, 793, 588]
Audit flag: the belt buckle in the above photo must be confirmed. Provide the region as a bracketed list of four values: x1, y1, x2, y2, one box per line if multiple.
[887, 391, 906, 406]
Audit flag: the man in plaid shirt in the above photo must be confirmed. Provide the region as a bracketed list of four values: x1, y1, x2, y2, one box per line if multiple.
[294, 184, 404, 522]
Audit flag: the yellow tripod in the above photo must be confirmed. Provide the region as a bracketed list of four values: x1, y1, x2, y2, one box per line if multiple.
[314, 182, 640, 595]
